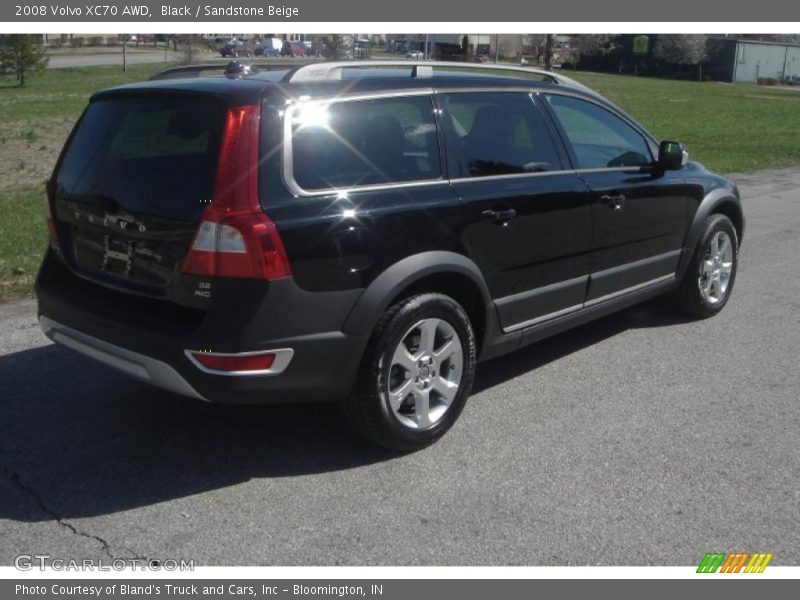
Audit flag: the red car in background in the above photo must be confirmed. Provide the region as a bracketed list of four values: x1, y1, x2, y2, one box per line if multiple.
[281, 41, 306, 57]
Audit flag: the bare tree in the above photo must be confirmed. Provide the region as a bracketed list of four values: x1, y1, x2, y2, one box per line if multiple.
[322, 35, 348, 60]
[526, 34, 547, 63]
[543, 34, 555, 71]
[575, 34, 618, 58]
[654, 34, 708, 80]
[179, 34, 199, 64]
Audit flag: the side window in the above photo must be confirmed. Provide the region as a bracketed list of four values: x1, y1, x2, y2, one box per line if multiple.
[546, 95, 653, 169]
[290, 95, 440, 192]
[441, 92, 562, 178]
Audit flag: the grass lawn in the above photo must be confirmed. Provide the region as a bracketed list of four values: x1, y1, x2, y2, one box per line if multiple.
[567, 71, 800, 173]
[0, 63, 173, 301]
[1, 64, 800, 300]
[0, 187, 46, 299]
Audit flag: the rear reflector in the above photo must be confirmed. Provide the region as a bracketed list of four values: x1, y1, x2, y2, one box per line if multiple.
[189, 351, 276, 373]
[181, 104, 291, 280]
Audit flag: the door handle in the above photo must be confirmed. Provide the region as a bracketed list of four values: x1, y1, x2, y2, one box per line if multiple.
[482, 208, 517, 224]
[601, 194, 626, 210]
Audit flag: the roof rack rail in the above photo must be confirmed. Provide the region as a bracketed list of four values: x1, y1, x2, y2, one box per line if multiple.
[149, 61, 303, 81]
[286, 60, 594, 93]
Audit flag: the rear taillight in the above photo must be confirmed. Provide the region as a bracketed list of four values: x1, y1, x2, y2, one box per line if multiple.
[181, 104, 291, 280]
[44, 180, 58, 244]
[182, 213, 291, 279]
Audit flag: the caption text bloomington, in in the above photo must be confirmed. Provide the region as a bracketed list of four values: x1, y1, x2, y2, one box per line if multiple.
[15, 584, 384, 597]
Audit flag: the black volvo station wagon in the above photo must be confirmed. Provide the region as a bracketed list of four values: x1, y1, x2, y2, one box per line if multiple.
[36, 61, 743, 450]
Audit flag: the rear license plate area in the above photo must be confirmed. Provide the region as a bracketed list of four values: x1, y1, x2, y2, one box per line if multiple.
[102, 236, 134, 276]
[73, 229, 134, 277]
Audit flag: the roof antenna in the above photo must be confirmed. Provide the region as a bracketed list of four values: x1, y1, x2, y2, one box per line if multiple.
[224, 61, 258, 79]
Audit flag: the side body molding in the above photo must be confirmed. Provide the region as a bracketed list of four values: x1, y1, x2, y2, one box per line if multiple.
[341, 251, 493, 336]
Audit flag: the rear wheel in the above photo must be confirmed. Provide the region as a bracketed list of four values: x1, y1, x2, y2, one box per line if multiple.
[342, 293, 476, 452]
[674, 214, 738, 318]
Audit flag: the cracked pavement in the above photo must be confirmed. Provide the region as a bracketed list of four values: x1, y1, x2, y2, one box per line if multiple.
[1, 462, 113, 557]
[1, 167, 799, 565]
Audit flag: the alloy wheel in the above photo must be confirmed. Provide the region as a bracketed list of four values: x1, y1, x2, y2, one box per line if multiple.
[385, 318, 464, 430]
[698, 230, 734, 305]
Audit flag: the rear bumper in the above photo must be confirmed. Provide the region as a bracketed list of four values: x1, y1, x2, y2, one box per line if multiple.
[36, 252, 368, 404]
[40, 316, 210, 402]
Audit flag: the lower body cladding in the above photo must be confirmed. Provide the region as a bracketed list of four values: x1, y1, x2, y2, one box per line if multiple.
[35, 253, 368, 404]
[38, 316, 367, 404]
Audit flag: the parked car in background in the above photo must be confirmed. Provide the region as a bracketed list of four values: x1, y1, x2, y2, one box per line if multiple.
[304, 41, 326, 58]
[254, 45, 280, 57]
[220, 43, 251, 58]
[406, 50, 429, 60]
[474, 53, 490, 63]
[281, 41, 306, 57]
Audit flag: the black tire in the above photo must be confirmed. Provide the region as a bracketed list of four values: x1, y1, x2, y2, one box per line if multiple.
[674, 214, 739, 318]
[342, 293, 477, 452]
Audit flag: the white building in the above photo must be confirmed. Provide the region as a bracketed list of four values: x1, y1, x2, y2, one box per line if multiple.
[731, 39, 800, 82]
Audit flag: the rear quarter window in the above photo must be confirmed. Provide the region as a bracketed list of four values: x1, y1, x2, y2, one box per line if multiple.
[288, 95, 441, 192]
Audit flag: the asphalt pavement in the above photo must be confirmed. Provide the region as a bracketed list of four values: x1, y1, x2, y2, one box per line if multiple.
[1, 167, 799, 566]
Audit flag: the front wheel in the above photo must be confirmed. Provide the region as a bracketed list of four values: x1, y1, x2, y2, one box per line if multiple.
[674, 214, 739, 318]
[342, 293, 477, 452]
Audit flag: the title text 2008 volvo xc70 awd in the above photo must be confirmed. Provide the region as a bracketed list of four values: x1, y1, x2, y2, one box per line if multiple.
[36, 61, 744, 451]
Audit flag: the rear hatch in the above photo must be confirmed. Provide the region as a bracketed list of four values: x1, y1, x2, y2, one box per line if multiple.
[51, 93, 228, 306]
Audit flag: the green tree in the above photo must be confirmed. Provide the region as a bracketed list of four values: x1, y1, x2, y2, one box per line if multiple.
[0, 35, 49, 86]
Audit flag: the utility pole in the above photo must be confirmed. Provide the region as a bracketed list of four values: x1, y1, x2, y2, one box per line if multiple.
[494, 33, 499, 64]
[122, 37, 127, 72]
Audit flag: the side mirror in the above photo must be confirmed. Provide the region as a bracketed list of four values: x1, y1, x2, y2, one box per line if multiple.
[658, 140, 688, 171]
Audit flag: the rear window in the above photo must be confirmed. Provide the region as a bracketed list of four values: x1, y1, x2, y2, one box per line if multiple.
[56, 95, 227, 220]
[289, 95, 441, 192]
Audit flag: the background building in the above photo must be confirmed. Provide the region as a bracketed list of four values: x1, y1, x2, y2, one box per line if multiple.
[575, 34, 800, 82]
[706, 38, 800, 82]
